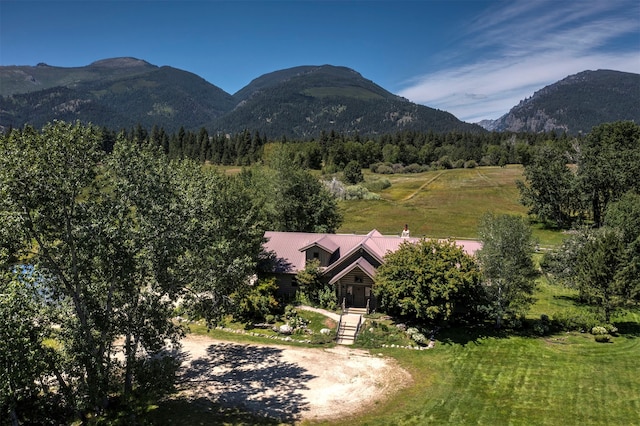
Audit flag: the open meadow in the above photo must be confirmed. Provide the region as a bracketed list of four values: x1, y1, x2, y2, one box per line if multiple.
[338, 166, 565, 247]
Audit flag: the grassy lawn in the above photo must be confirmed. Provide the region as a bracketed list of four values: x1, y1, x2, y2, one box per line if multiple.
[318, 329, 639, 426]
[309, 284, 640, 426]
[338, 166, 563, 247]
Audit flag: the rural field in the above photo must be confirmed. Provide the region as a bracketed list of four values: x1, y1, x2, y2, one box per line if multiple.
[150, 166, 639, 425]
[338, 165, 564, 246]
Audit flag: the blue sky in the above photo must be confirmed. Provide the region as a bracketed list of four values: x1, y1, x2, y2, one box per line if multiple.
[1, 0, 639, 122]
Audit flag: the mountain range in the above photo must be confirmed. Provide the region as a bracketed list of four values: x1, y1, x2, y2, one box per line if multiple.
[1, 57, 638, 137]
[479, 70, 639, 134]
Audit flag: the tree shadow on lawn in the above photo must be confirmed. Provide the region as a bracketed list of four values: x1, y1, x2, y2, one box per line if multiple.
[615, 321, 640, 337]
[177, 342, 314, 424]
[553, 294, 591, 306]
[145, 397, 281, 425]
[437, 325, 510, 346]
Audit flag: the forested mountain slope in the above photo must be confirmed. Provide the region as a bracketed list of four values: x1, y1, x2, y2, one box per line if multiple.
[0, 58, 482, 136]
[216, 65, 484, 138]
[0, 58, 235, 132]
[481, 70, 640, 134]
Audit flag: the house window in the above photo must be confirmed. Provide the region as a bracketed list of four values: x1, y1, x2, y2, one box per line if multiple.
[313, 252, 320, 259]
[354, 276, 363, 283]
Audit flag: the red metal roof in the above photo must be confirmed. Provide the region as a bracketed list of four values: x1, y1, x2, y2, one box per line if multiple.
[263, 230, 482, 274]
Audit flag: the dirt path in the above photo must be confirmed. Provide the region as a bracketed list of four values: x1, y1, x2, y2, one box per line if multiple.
[173, 334, 412, 424]
[401, 171, 445, 201]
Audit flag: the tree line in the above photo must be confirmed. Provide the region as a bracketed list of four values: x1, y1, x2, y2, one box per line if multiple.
[518, 121, 640, 323]
[100, 124, 570, 170]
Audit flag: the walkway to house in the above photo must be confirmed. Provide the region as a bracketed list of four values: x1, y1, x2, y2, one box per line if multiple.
[297, 305, 365, 345]
[297, 305, 340, 322]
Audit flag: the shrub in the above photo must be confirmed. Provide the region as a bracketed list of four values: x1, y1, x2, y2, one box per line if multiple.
[453, 159, 465, 169]
[406, 327, 420, 336]
[411, 332, 427, 345]
[436, 156, 452, 169]
[591, 326, 608, 335]
[532, 322, 550, 336]
[376, 164, 395, 174]
[403, 163, 423, 173]
[290, 317, 309, 333]
[392, 163, 405, 173]
[594, 334, 611, 343]
[552, 308, 601, 332]
[309, 330, 335, 344]
[345, 185, 381, 200]
[323, 177, 346, 199]
[284, 305, 297, 320]
[464, 160, 478, 169]
[363, 177, 391, 192]
[604, 324, 618, 335]
[234, 278, 280, 324]
[317, 286, 337, 310]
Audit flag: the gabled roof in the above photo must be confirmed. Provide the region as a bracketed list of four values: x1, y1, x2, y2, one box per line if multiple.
[328, 257, 377, 285]
[263, 230, 482, 276]
[298, 234, 340, 254]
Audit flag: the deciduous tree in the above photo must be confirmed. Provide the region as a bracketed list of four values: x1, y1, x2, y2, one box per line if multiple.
[374, 239, 481, 324]
[343, 160, 364, 185]
[516, 144, 580, 227]
[477, 214, 538, 328]
[0, 121, 264, 421]
[241, 145, 342, 233]
[577, 121, 640, 226]
[575, 228, 626, 323]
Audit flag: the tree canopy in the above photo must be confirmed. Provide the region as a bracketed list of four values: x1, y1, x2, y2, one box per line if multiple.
[0, 121, 264, 422]
[374, 239, 482, 324]
[518, 121, 640, 228]
[477, 214, 538, 328]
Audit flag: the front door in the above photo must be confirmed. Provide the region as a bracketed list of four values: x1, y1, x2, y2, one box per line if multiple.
[353, 286, 366, 307]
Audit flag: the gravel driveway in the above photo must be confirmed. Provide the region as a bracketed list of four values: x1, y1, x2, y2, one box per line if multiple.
[174, 334, 412, 423]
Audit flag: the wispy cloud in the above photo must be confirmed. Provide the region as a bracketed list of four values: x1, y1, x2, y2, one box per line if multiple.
[398, 0, 640, 123]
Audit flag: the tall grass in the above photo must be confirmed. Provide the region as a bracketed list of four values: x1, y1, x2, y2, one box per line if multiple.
[338, 166, 563, 246]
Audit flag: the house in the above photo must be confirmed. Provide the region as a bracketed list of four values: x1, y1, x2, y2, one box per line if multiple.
[262, 229, 482, 312]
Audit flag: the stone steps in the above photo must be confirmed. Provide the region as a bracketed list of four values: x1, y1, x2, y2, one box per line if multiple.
[336, 313, 362, 345]
[344, 307, 368, 315]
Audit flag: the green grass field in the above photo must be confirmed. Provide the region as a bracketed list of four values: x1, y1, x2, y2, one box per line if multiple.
[318, 325, 640, 426]
[309, 283, 640, 426]
[338, 166, 564, 247]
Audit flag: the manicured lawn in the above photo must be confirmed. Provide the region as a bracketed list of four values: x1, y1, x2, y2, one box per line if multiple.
[307, 283, 640, 426]
[323, 330, 639, 426]
[339, 166, 563, 247]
